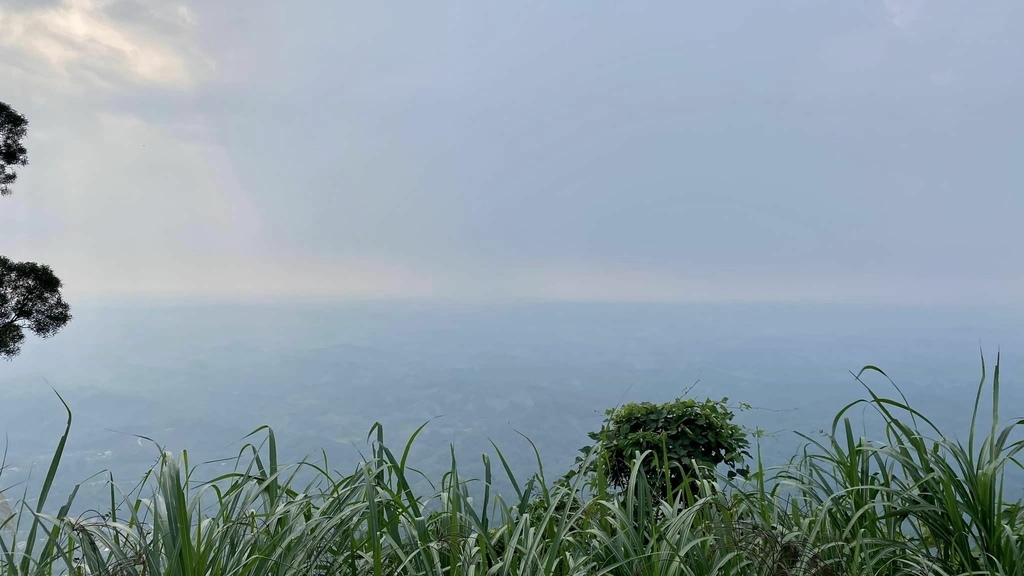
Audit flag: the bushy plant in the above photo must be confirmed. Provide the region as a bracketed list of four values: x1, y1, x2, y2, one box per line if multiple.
[584, 396, 751, 500]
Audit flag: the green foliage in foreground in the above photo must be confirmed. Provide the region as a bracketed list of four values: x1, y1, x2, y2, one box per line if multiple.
[1, 356, 1023, 576]
[584, 396, 750, 499]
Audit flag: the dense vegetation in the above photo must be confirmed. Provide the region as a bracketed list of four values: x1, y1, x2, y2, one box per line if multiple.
[1, 357, 1022, 576]
[581, 396, 751, 497]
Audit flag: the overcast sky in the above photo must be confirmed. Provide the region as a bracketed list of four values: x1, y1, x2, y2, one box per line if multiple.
[1, 1, 1022, 304]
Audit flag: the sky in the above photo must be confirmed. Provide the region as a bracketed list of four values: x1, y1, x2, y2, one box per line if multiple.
[0, 0, 1022, 304]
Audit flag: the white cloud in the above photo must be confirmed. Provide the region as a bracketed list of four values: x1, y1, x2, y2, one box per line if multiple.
[0, 0, 211, 90]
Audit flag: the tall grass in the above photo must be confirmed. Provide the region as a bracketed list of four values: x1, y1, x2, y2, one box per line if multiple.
[0, 356, 1021, 575]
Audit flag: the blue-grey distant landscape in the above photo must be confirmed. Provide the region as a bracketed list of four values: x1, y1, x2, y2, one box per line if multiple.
[2, 302, 1022, 510]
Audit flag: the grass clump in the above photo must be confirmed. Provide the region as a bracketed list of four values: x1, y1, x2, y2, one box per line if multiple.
[0, 354, 1021, 576]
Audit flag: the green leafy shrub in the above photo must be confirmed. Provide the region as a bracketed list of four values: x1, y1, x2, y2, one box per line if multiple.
[586, 397, 751, 500]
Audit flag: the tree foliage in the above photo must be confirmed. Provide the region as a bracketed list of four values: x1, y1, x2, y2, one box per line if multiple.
[1, 100, 72, 358]
[586, 396, 750, 499]
[0, 101, 29, 197]
[0, 256, 72, 358]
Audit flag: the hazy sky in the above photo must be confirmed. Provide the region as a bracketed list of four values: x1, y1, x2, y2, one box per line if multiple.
[1, 1, 1022, 304]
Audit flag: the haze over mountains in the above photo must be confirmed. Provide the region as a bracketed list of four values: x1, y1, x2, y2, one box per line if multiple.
[2, 301, 1022, 511]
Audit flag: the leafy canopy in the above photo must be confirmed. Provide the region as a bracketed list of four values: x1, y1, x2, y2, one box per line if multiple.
[0, 257, 72, 359]
[0, 101, 29, 197]
[0, 100, 72, 358]
[588, 396, 750, 498]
